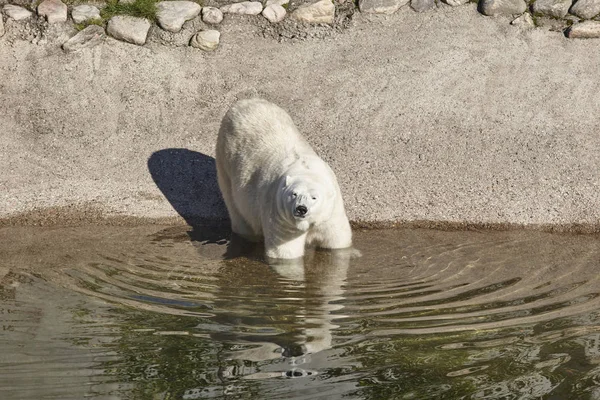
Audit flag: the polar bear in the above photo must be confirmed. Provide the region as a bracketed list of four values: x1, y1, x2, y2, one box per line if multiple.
[215, 98, 352, 260]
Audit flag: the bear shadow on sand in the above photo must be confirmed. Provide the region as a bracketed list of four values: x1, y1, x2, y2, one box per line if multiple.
[148, 148, 261, 258]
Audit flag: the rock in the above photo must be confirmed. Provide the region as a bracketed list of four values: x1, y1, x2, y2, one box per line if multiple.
[444, 0, 469, 5]
[220, 1, 263, 15]
[411, 0, 436, 12]
[0, 15, 4, 37]
[107, 16, 151, 45]
[358, 0, 409, 13]
[292, 0, 335, 23]
[510, 12, 535, 28]
[534, 15, 569, 30]
[190, 29, 220, 51]
[202, 6, 224, 24]
[4, 5, 33, 20]
[62, 24, 106, 52]
[156, 1, 201, 33]
[37, 0, 68, 23]
[479, 0, 527, 16]
[570, 0, 600, 19]
[262, 4, 286, 22]
[567, 20, 600, 37]
[72, 5, 101, 24]
[266, 0, 290, 6]
[532, 0, 572, 17]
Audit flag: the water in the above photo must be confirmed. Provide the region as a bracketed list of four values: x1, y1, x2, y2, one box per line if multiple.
[2, 225, 600, 399]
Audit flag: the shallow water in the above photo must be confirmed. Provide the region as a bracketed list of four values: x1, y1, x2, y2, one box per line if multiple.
[2, 226, 600, 399]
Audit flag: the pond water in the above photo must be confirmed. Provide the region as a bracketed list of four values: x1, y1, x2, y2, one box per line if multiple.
[1, 225, 600, 399]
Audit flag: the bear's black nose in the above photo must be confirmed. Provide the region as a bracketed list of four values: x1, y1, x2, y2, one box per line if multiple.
[295, 205, 308, 216]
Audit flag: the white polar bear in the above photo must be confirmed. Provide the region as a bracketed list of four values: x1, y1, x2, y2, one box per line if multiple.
[215, 98, 352, 260]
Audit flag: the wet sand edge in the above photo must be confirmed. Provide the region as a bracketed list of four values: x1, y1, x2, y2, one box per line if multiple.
[1, 203, 599, 235]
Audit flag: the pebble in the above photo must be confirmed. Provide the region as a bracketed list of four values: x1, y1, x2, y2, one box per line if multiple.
[0, 14, 4, 37]
[444, 0, 469, 5]
[411, 0, 436, 12]
[202, 6, 224, 24]
[4, 4, 33, 20]
[510, 12, 535, 28]
[569, 0, 600, 19]
[532, 0, 573, 18]
[262, 4, 286, 22]
[62, 24, 106, 52]
[567, 20, 600, 37]
[190, 29, 220, 51]
[107, 16, 151, 45]
[72, 5, 101, 24]
[292, 0, 335, 24]
[358, 0, 409, 13]
[156, 1, 201, 33]
[37, 0, 68, 24]
[479, 0, 527, 16]
[220, 1, 263, 15]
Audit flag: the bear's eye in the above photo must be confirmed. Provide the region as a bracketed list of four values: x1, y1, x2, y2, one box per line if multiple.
[311, 196, 317, 200]
[293, 192, 297, 198]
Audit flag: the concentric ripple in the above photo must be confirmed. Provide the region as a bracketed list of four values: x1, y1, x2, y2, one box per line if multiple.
[340, 230, 600, 335]
[2, 225, 600, 399]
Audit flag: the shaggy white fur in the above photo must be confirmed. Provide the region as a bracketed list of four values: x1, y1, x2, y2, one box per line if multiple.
[216, 98, 352, 260]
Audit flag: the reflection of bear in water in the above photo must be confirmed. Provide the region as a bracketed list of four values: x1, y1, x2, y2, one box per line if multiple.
[211, 248, 354, 380]
[216, 98, 352, 260]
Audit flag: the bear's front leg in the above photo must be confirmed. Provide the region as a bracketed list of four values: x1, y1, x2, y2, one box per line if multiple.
[264, 228, 308, 260]
[307, 216, 352, 250]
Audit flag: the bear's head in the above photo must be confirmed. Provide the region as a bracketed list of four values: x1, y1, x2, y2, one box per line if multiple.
[278, 174, 336, 231]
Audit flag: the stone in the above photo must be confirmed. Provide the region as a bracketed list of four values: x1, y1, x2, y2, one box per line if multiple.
[535, 16, 569, 30]
[266, 0, 290, 6]
[156, 1, 201, 33]
[411, 0, 436, 12]
[444, 0, 469, 5]
[570, 0, 600, 19]
[107, 16, 151, 45]
[532, 0, 572, 17]
[37, 0, 68, 23]
[190, 29, 220, 51]
[567, 20, 600, 37]
[262, 4, 286, 22]
[4, 5, 33, 20]
[0, 15, 4, 37]
[479, 0, 527, 16]
[202, 6, 224, 24]
[62, 24, 106, 52]
[220, 1, 263, 15]
[510, 12, 535, 28]
[72, 5, 101, 24]
[292, 0, 335, 23]
[358, 0, 409, 13]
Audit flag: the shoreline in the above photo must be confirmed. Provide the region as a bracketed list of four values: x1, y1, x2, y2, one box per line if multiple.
[2, 204, 600, 235]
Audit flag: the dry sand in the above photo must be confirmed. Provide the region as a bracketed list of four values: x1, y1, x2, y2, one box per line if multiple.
[1, 6, 599, 230]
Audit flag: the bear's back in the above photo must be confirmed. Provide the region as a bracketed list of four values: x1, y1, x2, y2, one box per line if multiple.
[219, 98, 312, 158]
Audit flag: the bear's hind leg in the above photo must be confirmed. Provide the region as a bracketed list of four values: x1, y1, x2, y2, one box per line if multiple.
[228, 204, 259, 240]
[217, 165, 259, 241]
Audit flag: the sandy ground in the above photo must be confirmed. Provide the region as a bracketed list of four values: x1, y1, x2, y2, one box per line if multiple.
[1, 5, 599, 230]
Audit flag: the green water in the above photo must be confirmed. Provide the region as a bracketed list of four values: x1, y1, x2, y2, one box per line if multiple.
[1, 226, 600, 399]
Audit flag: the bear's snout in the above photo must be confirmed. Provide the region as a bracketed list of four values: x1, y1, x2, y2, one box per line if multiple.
[294, 205, 308, 217]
